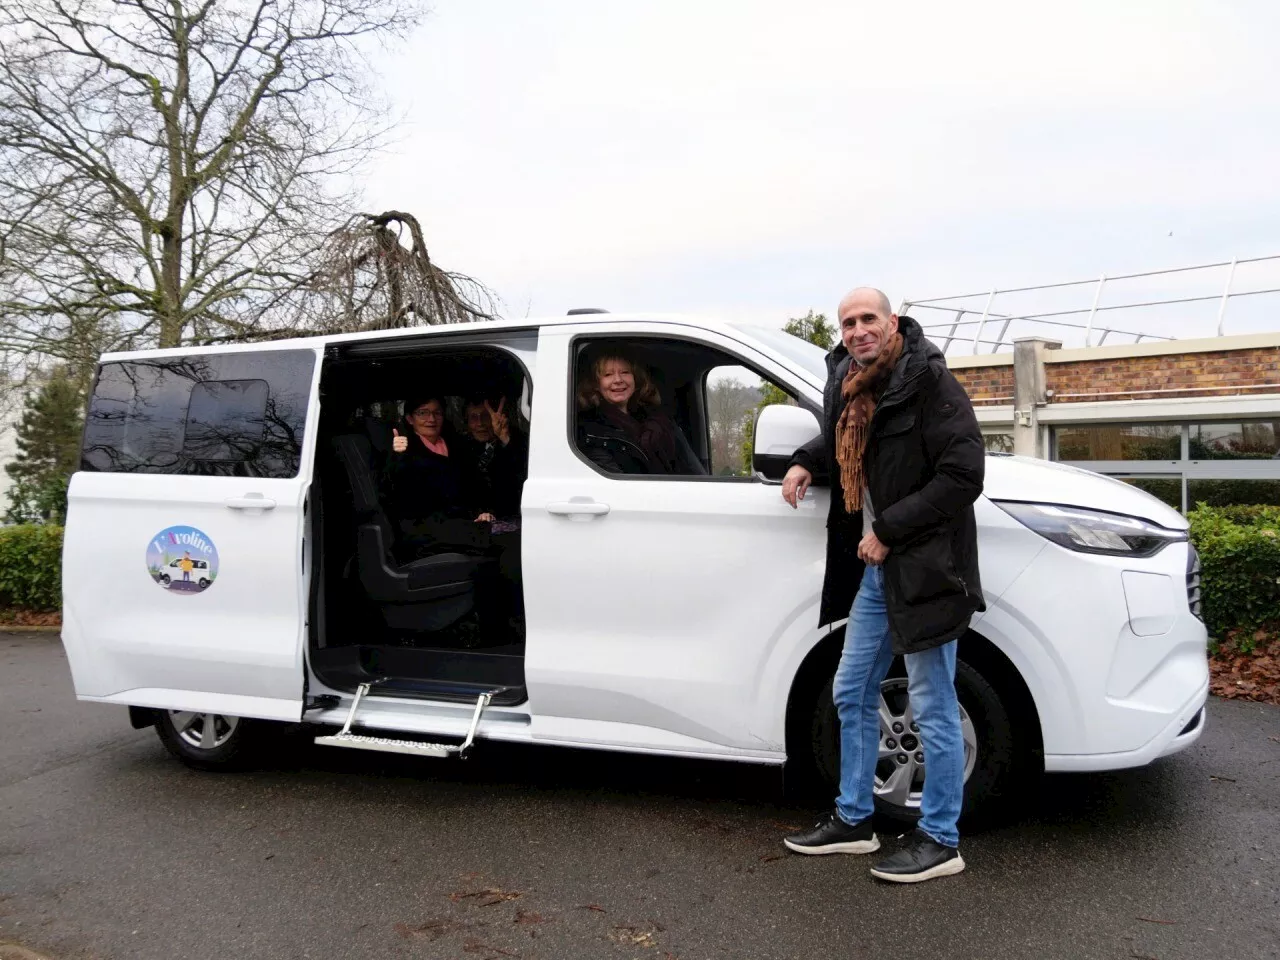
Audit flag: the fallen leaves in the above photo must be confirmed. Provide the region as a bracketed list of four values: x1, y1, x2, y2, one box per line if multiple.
[0, 609, 61, 627]
[393, 919, 459, 942]
[1210, 631, 1280, 705]
[451, 888, 522, 907]
[610, 925, 658, 948]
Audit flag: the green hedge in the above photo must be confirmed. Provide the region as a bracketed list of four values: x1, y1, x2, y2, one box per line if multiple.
[0, 524, 64, 612]
[1187, 504, 1280, 653]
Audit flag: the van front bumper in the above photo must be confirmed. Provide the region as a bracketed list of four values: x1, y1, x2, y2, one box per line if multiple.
[1043, 675, 1209, 773]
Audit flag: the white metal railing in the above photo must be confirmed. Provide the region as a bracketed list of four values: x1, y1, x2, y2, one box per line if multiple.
[901, 254, 1280, 355]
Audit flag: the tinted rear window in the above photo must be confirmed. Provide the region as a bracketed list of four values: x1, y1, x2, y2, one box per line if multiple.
[82, 350, 315, 478]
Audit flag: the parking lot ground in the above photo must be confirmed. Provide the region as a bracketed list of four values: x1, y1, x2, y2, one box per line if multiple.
[1, 632, 1277, 960]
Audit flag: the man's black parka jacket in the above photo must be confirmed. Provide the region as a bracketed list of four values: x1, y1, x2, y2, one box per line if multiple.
[790, 316, 987, 654]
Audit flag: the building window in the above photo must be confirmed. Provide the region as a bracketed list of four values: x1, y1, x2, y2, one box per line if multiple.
[1189, 421, 1280, 460]
[1053, 424, 1180, 461]
[982, 432, 1014, 454]
[1053, 418, 1280, 514]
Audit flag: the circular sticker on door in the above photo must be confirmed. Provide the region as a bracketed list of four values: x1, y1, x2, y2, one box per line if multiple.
[146, 526, 219, 594]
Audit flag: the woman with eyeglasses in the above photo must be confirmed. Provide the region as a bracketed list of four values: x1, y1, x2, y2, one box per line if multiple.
[385, 394, 523, 640]
[384, 395, 491, 549]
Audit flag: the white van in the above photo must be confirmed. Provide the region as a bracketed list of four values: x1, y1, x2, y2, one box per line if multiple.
[61, 314, 1209, 821]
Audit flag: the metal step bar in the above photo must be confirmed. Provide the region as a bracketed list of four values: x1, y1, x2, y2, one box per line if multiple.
[314, 682, 493, 758]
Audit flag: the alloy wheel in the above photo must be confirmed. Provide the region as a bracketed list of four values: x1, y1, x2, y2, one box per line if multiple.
[168, 711, 240, 750]
[873, 677, 978, 809]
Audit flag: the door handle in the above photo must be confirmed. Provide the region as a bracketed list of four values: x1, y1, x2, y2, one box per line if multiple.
[225, 494, 277, 511]
[546, 500, 610, 517]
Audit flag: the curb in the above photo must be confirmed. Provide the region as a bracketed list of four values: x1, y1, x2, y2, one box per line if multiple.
[0, 625, 61, 634]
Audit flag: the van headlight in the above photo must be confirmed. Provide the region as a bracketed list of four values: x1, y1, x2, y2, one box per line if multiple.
[994, 502, 1188, 557]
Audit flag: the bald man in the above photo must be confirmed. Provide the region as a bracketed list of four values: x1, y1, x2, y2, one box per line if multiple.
[781, 287, 985, 883]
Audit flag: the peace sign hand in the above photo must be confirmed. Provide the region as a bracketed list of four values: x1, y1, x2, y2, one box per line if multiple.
[485, 398, 510, 445]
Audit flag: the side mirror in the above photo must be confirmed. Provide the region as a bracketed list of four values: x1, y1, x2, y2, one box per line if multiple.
[753, 404, 820, 482]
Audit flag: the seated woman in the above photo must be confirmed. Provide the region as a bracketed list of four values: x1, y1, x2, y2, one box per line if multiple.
[575, 349, 705, 475]
[385, 394, 523, 636]
[383, 395, 489, 556]
[454, 395, 528, 530]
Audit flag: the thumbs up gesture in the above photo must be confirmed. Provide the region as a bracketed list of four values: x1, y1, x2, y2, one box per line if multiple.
[392, 428, 408, 453]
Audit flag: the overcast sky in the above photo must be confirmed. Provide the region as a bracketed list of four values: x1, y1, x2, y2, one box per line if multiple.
[366, 0, 1280, 348]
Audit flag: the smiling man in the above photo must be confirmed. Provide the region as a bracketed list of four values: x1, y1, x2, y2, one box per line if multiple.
[779, 287, 985, 883]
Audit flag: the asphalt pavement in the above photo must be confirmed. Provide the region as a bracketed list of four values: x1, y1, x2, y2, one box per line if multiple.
[1, 632, 1277, 960]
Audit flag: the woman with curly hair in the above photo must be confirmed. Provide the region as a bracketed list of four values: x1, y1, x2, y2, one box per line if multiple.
[575, 348, 704, 475]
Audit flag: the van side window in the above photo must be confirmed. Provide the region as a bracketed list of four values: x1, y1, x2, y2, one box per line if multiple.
[572, 338, 796, 480]
[82, 350, 314, 478]
[706, 364, 796, 477]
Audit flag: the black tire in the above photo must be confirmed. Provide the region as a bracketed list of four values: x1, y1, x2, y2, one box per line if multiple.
[797, 654, 1019, 825]
[159, 574, 171, 585]
[153, 710, 274, 771]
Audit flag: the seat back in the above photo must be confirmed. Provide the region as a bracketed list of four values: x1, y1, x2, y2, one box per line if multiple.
[332, 433, 398, 571]
[331, 432, 480, 629]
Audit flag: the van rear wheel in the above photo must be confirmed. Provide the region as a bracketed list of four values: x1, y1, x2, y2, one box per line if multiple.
[798, 655, 1018, 824]
[154, 710, 266, 770]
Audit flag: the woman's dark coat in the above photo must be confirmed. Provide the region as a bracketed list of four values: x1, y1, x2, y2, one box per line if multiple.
[790, 316, 986, 654]
[576, 405, 706, 476]
[454, 431, 529, 519]
[381, 428, 486, 555]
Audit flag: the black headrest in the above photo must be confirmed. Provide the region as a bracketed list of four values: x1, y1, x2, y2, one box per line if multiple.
[361, 417, 396, 457]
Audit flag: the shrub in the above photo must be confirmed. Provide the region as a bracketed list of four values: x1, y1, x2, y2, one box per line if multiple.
[0, 524, 64, 612]
[1188, 505, 1280, 653]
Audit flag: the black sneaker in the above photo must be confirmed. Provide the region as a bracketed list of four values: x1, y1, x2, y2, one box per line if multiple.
[783, 811, 880, 855]
[869, 829, 965, 883]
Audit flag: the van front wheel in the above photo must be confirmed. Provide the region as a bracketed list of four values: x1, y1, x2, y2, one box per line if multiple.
[801, 656, 1017, 824]
[154, 710, 266, 771]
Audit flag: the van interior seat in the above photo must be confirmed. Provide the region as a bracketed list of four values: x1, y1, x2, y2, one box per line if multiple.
[331, 432, 488, 632]
[359, 415, 396, 460]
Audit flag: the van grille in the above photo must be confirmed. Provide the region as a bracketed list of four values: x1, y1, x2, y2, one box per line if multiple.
[1186, 545, 1203, 621]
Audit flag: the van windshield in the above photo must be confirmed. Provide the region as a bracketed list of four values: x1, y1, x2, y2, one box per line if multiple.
[731, 324, 829, 382]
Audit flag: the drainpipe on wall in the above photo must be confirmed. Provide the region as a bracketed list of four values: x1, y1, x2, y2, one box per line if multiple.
[1012, 337, 1061, 459]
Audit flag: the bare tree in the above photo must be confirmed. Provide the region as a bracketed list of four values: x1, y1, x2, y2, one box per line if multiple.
[300, 210, 496, 331]
[0, 0, 427, 360]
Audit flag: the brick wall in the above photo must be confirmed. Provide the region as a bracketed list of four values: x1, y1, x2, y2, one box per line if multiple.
[950, 365, 1014, 404]
[1046, 346, 1280, 402]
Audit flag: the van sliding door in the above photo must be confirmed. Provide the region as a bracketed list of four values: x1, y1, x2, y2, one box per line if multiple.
[62, 345, 322, 721]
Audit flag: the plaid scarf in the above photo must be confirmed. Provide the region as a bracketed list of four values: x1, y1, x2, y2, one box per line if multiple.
[834, 332, 905, 513]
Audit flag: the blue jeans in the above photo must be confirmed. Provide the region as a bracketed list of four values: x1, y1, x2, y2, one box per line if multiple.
[832, 565, 965, 848]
